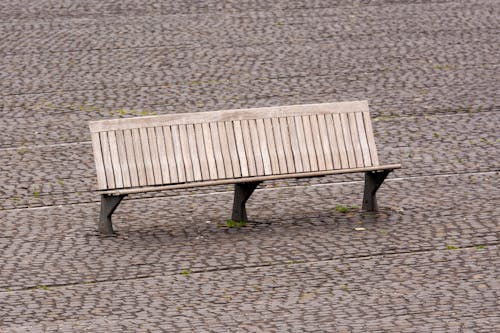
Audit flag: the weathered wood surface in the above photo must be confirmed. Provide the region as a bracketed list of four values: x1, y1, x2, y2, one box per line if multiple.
[90, 101, 398, 191]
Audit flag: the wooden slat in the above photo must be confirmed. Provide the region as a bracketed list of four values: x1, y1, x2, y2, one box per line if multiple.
[115, 130, 131, 188]
[102, 164, 402, 196]
[294, 116, 310, 172]
[171, 125, 186, 182]
[279, 117, 295, 173]
[194, 123, 210, 180]
[286, 117, 303, 173]
[348, 113, 364, 168]
[90, 101, 370, 132]
[217, 122, 233, 178]
[139, 127, 155, 185]
[340, 113, 356, 168]
[155, 126, 171, 183]
[233, 120, 250, 177]
[241, 120, 257, 176]
[209, 122, 226, 179]
[309, 115, 326, 171]
[202, 123, 218, 179]
[256, 118, 272, 175]
[272, 117, 288, 174]
[301, 115, 318, 171]
[317, 115, 334, 170]
[132, 130, 146, 185]
[147, 127, 163, 184]
[91, 132, 107, 189]
[124, 129, 140, 187]
[249, 119, 264, 175]
[363, 111, 380, 166]
[187, 124, 202, 181]
[179, 124, 194, 182]
[163, 126, 179, 183]
[99, 132, 115, 189]
[224, 121, 242, 178]
[263, 118, 280, 174]
[332, 114, 349, 169]
[356, 112, 372, 167]
[107, 131, 123, 188]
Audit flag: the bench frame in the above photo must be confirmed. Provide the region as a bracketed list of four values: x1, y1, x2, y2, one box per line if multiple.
[90, 101, 401, 235]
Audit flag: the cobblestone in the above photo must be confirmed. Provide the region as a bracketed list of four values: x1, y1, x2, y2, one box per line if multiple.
[1, 0, 499, 331]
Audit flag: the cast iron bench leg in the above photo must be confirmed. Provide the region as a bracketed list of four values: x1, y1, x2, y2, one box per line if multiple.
[232, 182, 261, 222]
[99, 194, 126, 235]
[362, 170, 392, 211]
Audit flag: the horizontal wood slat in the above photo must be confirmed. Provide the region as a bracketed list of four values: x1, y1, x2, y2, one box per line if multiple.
[90, 101, 398, 191]
[90, 101, 369, 132]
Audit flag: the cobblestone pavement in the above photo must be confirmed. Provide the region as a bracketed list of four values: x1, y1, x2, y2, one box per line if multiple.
[1, 0, 499, 332]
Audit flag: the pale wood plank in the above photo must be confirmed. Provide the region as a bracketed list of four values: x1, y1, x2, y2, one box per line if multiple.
[124, 129, 140, 187]
[241, 119, 257, 176]
[139, 127, 155, 185]
[99, 131, 115, 189]
[107, 131, 123, 188]
[179, 124, 194, 182]
[217, 122, 233, 178]
[309, 115, 326, 171]
[187, 124, 202, 181]
[155, 126, 171, 183]
[147, 127, 163, 184]
[163, 126, 179, 183]
[279, 117, 295, 173]
[90, 101, 370, 132]
[209, 122, 226, 179]
[363, 111, 380, 166]
[340, 113, 356, 168]
[294, 116, 311, 172]
[264, 118, 280, 174]
[202, 123, 218, 180]
[194, 123, 210, 180]
[256, 118, 272, 175]
[286, 117, 303, 173]
[301, 115, 319, 171]
[233, 120, 250, 177]
[90, 132, 108, 189]
[115, 130, 131, 188]
[171, 125, 186, 182]
[102, 164, 401, 196]
[356, 112, 372, 167]
[224, 121, 242, 178]
[272, 117, 288, 174]
[249, 119, 264, 175]
[332, 114, 349, 169]
[348, 112, 364, 168]
[317, 114, 334, 170]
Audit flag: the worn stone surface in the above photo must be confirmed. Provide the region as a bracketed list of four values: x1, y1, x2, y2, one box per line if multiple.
[0, 0, 499, 332]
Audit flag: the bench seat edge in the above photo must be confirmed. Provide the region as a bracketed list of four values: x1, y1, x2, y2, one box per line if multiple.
[98, 164, 401, 196]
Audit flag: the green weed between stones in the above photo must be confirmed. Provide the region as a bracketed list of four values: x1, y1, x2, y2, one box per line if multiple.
[180, 269, 191, 276]
[35, 285, 49, 290]
[446, 245, 459, 250]
[225, 219, 247, 228]
[335, 205, 359, 213]
[475, 245, 487, 250]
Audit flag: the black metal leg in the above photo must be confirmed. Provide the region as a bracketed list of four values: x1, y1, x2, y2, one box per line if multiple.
[362, 170, 392, 211]
[99, 194, 126, 235]
[231, 182, 261, 222]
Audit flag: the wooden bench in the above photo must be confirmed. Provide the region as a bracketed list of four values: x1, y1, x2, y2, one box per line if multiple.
[89, 101, 401, 235]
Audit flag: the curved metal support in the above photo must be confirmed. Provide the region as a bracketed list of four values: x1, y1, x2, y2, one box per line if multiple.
[231, 182, 261, 222]
[362, 170, 392, 211]
[99, 194, 126, 235]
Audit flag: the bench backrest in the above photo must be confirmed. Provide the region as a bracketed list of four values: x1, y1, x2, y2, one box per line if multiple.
[89, 101, 380, 191]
